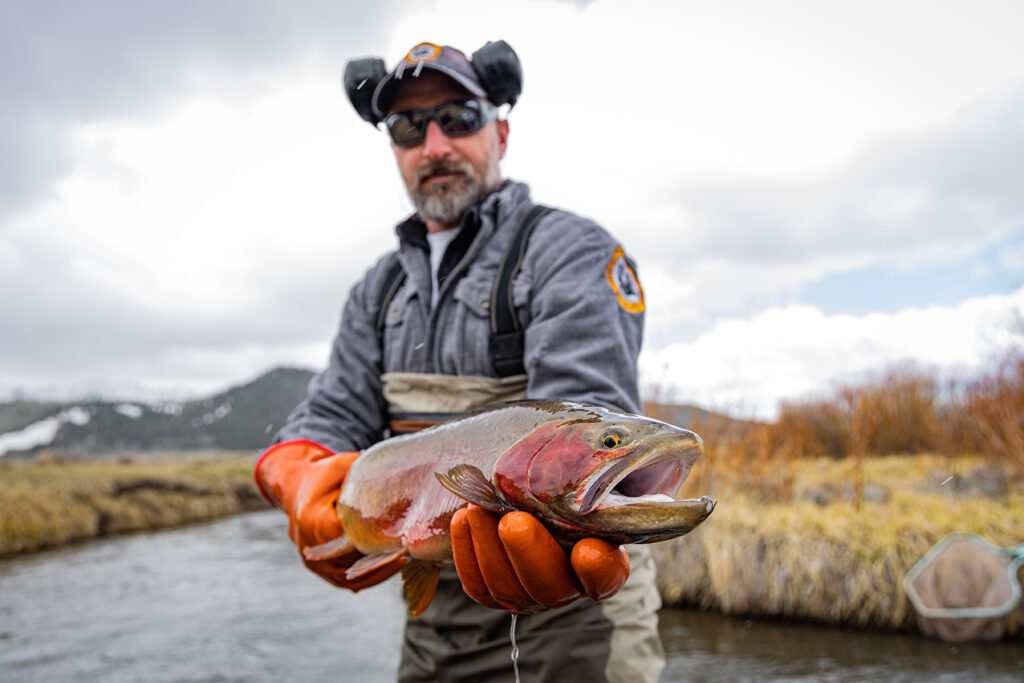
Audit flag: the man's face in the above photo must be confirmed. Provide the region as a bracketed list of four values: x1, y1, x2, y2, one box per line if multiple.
[388, 71, 508, 230]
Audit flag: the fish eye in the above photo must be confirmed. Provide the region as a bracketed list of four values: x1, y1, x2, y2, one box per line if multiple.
[601, 432, 622, 449]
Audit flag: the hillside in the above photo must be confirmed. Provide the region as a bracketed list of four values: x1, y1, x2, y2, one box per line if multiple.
[0, 367, 315, 458]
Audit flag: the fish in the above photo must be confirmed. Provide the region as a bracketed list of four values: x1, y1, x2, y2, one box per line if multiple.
[303, 399, 715, 617]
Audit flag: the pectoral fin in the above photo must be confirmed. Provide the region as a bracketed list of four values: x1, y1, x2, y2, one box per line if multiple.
[435, 465, 516, 514]
[302, 536, 356, 562]
[402, 559, 441, 619]
[345, 548, 409, 580]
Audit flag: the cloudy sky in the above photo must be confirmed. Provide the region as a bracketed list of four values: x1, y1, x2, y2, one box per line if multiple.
[3, 0, 1023, 418]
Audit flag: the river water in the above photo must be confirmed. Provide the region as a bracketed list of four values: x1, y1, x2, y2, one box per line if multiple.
[1, 510, 1021, 682]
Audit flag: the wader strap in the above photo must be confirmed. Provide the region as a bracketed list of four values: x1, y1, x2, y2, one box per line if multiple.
[374, 254, 407, 341]
[489, 205, 552, 378]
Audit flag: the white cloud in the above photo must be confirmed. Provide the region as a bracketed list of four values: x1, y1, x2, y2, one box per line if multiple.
[641, 286, 1024, 419]
[641, 252, 876, 345]
[24, 70, 401, 315]
[4, 0, 1024, 411]
[632, 77, 1024, 349]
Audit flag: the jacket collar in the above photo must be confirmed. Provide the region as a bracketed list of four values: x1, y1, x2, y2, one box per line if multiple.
[393, 180, 526, 248]
[390, 180, 532, 315]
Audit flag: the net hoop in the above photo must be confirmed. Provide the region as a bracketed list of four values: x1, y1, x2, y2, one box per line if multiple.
[904, 532, 1024, 620]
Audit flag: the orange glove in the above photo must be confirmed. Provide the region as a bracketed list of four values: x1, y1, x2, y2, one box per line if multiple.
[254, 439, 397, 590]
[450, 504, 630, 613]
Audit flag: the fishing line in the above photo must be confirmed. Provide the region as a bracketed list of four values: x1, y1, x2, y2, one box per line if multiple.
[509, 613, 520, 683]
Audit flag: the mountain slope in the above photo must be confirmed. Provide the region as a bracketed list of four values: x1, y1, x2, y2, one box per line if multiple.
[0, 367, 314, 458]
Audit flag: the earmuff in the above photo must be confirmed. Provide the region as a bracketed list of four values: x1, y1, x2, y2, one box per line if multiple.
[343, 57, 388, 125]
[471, 40, 523, 109]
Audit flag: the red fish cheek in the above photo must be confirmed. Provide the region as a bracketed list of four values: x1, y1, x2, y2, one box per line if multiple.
[493, 422, 561, 506]
[526, 436, 599, 503]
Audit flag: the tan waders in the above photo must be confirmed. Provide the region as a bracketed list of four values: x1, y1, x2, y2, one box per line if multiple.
[398, 547, 664, 682]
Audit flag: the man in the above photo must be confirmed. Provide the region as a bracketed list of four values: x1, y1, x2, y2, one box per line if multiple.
[254, 41, 664, 682]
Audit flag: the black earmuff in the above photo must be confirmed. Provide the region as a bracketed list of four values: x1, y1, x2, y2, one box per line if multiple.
[470, 40, 523, 109]
[343, 57, 388, 125]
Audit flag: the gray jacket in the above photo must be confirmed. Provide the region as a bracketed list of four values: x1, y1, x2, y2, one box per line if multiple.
[277, 180, 645, 451]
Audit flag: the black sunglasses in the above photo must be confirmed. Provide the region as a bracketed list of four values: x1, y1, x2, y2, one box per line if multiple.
[383, 100, 497, 147]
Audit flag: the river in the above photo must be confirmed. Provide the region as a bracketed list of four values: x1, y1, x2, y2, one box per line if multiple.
[1, 511, 1021, 682]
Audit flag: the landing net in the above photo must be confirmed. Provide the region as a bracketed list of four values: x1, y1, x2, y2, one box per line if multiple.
[904, 533, 1024, 643]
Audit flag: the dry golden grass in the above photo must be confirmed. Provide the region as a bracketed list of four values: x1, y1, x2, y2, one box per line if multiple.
[765, 342, 1024, 471]
[963, 353, 1024, 472]
[653, 452, 1024, 634]
[0, 453, 267, 556]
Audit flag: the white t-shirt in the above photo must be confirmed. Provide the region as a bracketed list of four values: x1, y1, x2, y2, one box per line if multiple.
[426, 227, 461, 310]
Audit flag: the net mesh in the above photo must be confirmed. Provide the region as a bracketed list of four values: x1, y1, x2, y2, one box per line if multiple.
[904, 534, 1023, 643]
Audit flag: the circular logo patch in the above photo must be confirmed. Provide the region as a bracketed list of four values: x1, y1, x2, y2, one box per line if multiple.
[606, 246, 645, 313]
[405, 42, 441, 63]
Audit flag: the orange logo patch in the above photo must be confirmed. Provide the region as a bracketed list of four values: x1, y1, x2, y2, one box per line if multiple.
[405, 42, 441, 63]
[606, 246, 645, 313]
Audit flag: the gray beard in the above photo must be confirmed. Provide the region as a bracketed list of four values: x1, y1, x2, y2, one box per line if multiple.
[409, 160, 495, 225]
[412, 177, 484, 224]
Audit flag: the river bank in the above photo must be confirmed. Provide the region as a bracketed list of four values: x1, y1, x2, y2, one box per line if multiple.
[0, 453, 267, 556]
[654, 453, 1024, 637]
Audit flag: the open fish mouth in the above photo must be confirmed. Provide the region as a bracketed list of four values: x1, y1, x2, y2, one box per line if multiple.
[577, 436, 703, 515]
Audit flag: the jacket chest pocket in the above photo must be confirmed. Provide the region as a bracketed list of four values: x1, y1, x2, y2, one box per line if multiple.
[381, 284, 427, 373]
[444, 276, 498, 377]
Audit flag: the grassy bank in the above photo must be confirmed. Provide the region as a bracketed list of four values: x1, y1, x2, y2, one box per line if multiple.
[653, 453, 1024, 635]
[644, 341, 1024, 635]
[0, 453, 268, 557]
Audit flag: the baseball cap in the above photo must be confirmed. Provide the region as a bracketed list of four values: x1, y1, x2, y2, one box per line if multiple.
[371, 42, 488, 118]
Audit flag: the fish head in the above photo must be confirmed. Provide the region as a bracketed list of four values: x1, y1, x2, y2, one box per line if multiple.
[492, 404, 714, 544]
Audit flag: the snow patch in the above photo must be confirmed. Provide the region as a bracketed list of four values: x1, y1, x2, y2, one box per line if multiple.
[65, 406, 90, 425]
[152, 403, 182, 415]
[200, 401, 233, 425]
[115, 403, 144, 419]
[0, 407, 91, 456]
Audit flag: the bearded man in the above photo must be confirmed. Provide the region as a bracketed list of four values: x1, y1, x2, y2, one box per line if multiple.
[255, 40, 663, 682]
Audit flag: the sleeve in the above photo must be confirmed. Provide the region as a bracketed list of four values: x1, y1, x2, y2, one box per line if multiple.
[521, 212, 645, 414]
[271, 264, 389, 454]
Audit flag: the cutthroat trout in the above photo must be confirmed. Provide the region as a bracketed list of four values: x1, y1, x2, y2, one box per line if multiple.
[303, 399, 715, 617]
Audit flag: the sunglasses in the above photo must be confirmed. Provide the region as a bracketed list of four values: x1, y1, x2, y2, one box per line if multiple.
[383, 100, 497, 147]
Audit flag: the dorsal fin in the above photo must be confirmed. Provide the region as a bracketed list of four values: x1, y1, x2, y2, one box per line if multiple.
[435, 465, 516, 514]
[345, 548, 408, 580]
[402, 560, 441, 619]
